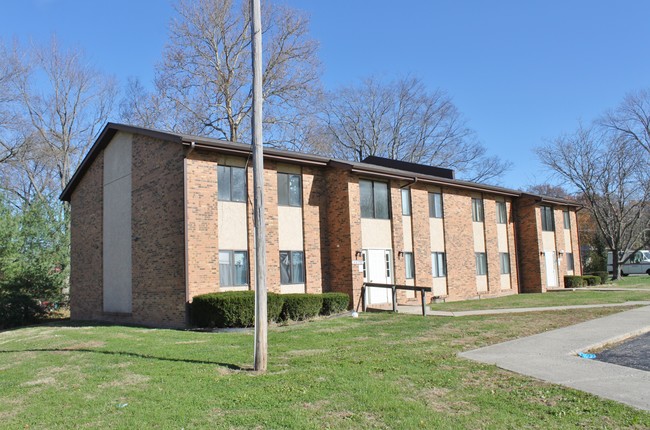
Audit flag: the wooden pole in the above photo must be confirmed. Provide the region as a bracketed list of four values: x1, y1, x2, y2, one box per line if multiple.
[250, 0, 267, 372]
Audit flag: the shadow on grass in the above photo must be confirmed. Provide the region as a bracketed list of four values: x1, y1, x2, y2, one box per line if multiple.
[0, 348, 245, 370]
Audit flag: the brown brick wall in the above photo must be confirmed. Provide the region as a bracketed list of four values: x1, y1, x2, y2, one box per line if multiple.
[69, 151, 104, 321]
[263, 161, 281, 293]
[411, 186, 433, 295]
[302, 166, 326, 294]
[506, 199, 520, 292]
[185, 152, 219, 299]
[390, 181, 406, 287]
[130, 134, 187, 327]
[443, 188, 478, 300]
[483, 196, 501, 293]
[515, 197, 544, 293]
[324, 169, 363, 309]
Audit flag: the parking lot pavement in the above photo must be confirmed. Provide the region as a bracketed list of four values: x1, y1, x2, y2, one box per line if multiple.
[596, 331, 650, 372]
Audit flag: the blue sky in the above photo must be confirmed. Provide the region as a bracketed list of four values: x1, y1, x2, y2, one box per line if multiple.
[2, 0, 649, 189]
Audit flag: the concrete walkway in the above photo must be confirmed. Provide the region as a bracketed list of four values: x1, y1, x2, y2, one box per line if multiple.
[396, 301, 650, 316]
[459, 305, 650, 411]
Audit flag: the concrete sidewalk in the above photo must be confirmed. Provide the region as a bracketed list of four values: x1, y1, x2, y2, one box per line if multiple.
[396, 301, 650, 316]
[459, 305, 650, 411]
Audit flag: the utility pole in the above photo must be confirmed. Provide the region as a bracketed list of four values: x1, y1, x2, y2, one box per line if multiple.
[250, 0, 267, 372]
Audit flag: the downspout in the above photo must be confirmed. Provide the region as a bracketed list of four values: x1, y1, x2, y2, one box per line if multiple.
[575, 206, 584, 276]
[400, 177, 418, 189]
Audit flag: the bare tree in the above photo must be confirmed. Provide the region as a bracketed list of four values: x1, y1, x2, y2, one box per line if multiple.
[526, 183, 572, 199]
[317, 76, 511, 183]
[537, 123, 650, 279]
[122, 0, 320, 148]
[603, 89, 650, 154]
[12, 38, 116, 201]
[0, 40, 28, 164]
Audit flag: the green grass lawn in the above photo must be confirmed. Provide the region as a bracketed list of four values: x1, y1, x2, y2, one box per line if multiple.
[609, 274, 650, 289]
[429, 290, 650, 312]
[1, 309, 649, 429]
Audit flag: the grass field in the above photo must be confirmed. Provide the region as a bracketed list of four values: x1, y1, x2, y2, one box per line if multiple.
[1, 309, 649, 429]
[609, 274, 650, 289]
[429, 289, 650, 312]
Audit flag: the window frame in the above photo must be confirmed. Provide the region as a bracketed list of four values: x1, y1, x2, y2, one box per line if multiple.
[500, 252, 510, 275]
[401, 188, 411, 216]
[429, 192, 444, 218]
[541, 206, 555, 231]
[476, 252, 488, 276]
[219, 250, 249, 287]
[496, 201, 507, 224]
[472, 198, 484, 222]
[277, 172, 302, 207]
[563, 209, 571, 229]
[566, 252, 574, 271]
[431, 252, 447, 278]
[217, 165, 247, 203]
[360, 179, 391, 219]
[404, 252, 414, 279]
[280, 250, 305, 285]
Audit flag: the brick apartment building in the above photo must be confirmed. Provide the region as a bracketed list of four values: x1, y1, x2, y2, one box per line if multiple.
[60, 123, 582, 327]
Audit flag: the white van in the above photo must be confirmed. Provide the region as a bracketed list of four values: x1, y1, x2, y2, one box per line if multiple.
[607, 250, 650, 276]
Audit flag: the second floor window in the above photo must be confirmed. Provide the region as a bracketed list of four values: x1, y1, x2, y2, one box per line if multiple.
[360, 180, 390, 219]
[472, 198, 484, 222]
[401, 188, 411, 216]
[541, 206, 555, 231]
[432, 252, 446, 277]
[496, 201, 507, 224]
[218, 165, 246, 202]
[278, 173, 302, 207]
[429, 192, 443, 218]
[563, 209, 571, 229]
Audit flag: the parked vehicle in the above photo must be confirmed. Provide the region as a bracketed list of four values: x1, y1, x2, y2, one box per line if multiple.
[607, 250, 650, 276]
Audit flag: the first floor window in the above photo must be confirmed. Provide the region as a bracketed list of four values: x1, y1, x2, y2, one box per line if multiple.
[404, 252, 414, 279]
[219, 250, 248, 286]
[500, 253, 510, 274]
[280, 251, 305, 284]
[566, 252, 574, 271]
[432, 252, 446, 277]
[476, 252, 487, 275]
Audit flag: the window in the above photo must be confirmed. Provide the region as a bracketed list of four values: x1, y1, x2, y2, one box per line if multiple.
[280, 251, 305, 284]
[500, 253, 510, 274]
[360, 180, 390, 219]
[472, 198, 484, 222]
[217, 165, 246, 202]
[429, 192, 444, 218]
[566, 253, 574, 271]
[404, 252, 414, 279]
[401, 188, 411, 216]
[476, 252, 487, 275]
[563, 209, 571, 229]
[219, 250, 248, 286]
[541, 206, 555, 231]
[431, 252, 447, 277]
[496, 201, 507, 224]
[278, 172, 302, 207]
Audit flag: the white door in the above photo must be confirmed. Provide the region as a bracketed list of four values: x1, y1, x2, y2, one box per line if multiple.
[364, 249, 393, 304]
[545, 251, 557, 288]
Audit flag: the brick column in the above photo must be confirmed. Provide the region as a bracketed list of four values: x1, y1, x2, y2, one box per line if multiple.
[411, 186, 432, 296]
[443, 189, 477, 300]
[483, 197, 500, 294]
[302, 166, 325, 294]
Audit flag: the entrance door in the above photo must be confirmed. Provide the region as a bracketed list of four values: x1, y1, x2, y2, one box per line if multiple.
[544, 251, 557, 288]
[364, 249, 393, 304]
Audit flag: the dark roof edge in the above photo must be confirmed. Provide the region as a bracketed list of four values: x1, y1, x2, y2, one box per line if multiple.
[60, 123, 182, 201]
[519, 192, 582, 208]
